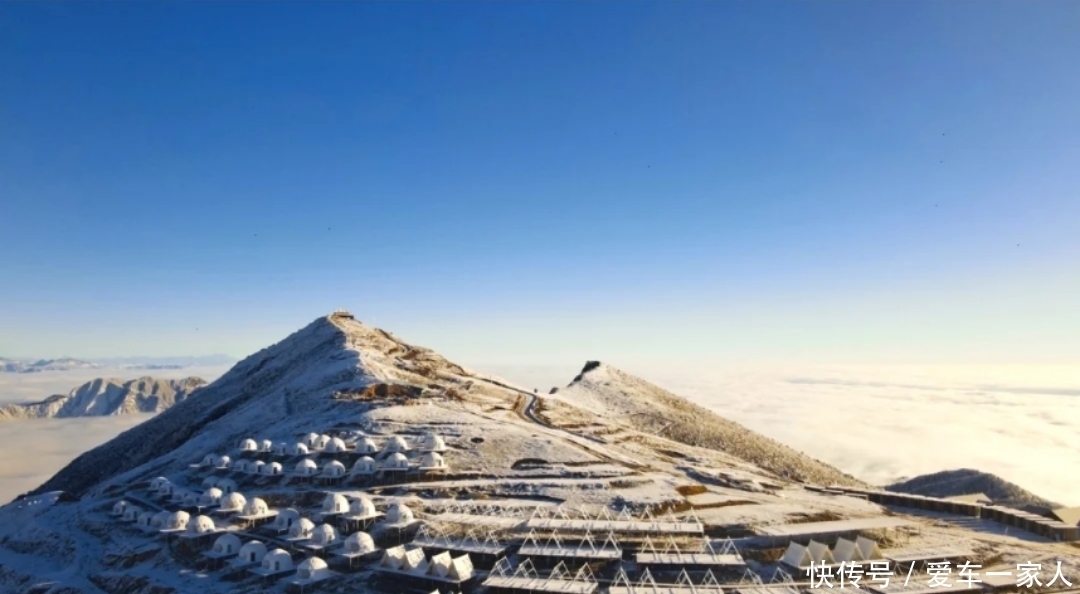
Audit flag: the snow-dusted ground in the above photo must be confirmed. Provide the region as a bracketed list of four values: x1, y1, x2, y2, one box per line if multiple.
[487, 362, 1080, 507]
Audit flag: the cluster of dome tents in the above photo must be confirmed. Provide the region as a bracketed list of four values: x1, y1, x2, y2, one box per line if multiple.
[192, 432, 450, 483]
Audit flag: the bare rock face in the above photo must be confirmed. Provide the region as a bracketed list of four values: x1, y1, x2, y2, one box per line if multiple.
[0, 377, 207, 421]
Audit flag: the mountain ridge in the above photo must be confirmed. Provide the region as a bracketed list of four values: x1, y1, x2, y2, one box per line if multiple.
[0, 376, 207, 421]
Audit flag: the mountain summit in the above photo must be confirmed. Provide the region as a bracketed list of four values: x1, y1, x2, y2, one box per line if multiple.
[32, 312, 856, 499]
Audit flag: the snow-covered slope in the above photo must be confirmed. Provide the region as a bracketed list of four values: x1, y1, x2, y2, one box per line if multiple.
[551, 361, 859, 486]
[0, 377, 207, 421]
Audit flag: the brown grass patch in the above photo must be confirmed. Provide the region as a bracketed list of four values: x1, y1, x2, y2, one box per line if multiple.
[676, 484, 708, 496]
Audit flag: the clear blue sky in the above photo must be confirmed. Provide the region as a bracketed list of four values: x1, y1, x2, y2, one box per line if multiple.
[2, 2, 1078, 367]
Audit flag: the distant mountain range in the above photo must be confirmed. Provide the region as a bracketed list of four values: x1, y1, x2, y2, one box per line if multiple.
[0, 355, 236, 373]
[0, 376, 207, 420]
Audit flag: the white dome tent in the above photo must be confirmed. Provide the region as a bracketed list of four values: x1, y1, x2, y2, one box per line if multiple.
[184, 515, 217, 537]
[199, 487, 224, 507]
[239, 438, 259, 453]
[255, 548, 295, 577]
[250, 460, 266, 475]
[238, 497, 274, 520]
[419, 433, 448, 453]
[233, 459, 252, 474]
[206, 533, 242, 559]
[182, 491, 201, 507]
[356, 437, 379, 454]
[321, 493, 349, 516]
[259, 439, 273, 452]
[161, 510, 191, 532]
[291, 557, 333, 586]
[350, 456, 377, 476]
[196, 454, 218, 468]
[343, 531, 377, 555]
[384, 502, 415, 527]
[261, 461, 283, 477]
[201, 476, 219, 489]
[287, 442, 310, 456]
[314, 434, 332, 450]
[234, 540, 269, 567]
[325, 437, 348, 453]
[304, 432, 321, 448]
[295, 458, 319, 477]
[418, 452, 448, 472]
[149, 477, 169, 492]
[307, 524, 340, 550]
[216, 454, 232, 469]
[270, 508, 301, 533]
[382, 452, 409, 471]
[320, 460, 346, 481]
[348, 495, 377, 519]
[382, 435, 410, 453]
[219, 491, 247, 513]
[273, 442, 289, 456]
[112, 500, 127, 517]
[287, 517, 316, 541]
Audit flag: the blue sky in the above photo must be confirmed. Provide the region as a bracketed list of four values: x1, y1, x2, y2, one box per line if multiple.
[2, 2, 1078, 367]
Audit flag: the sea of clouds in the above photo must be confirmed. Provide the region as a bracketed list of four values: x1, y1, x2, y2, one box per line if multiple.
[1, 362, 1076, 507]
[0, 365, 231, 503]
